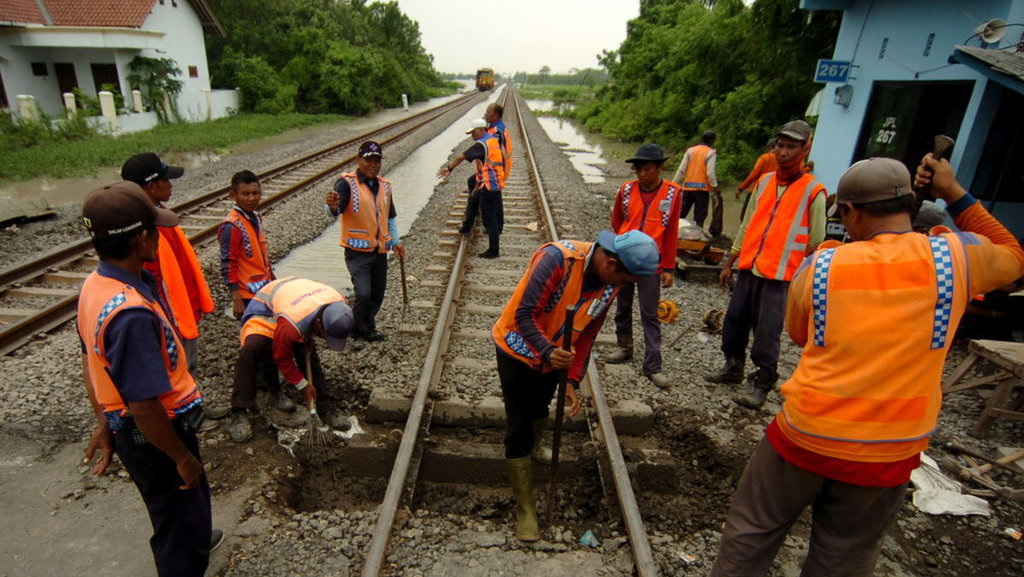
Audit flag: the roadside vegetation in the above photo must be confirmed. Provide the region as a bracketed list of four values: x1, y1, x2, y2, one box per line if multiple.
[206, 0, 456, 115]
[576, 0, 839, 178]
[0, 113, 347, 183]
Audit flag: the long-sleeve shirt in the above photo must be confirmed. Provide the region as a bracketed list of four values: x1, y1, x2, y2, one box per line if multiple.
[218, 206, 271, 293]
[610, 179, 682, 272]
[672, 145, 718, 189]
[738, 152, 779, 192]
[731, 183, 827, 275]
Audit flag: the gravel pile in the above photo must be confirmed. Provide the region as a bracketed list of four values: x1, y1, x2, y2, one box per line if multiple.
[2, 91, 1022, 577]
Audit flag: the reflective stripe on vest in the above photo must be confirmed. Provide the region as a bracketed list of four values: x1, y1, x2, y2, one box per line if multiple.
[474, 133, 506, 191]
[738, 173, 825, 281]
[492, 241, 617, 371]
[226, 209, 272, 299]
[339, 172, 392, 252]
[488, 122, 512, 176]
[682, 144, 714, 190]
[618, 179, 680, 246]
[77, 272, 200, 427]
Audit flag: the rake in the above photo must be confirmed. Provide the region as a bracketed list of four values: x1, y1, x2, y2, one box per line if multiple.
[299, 347, 333, 452]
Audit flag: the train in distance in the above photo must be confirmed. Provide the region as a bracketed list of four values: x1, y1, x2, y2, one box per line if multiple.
[476, 68, 495, 91]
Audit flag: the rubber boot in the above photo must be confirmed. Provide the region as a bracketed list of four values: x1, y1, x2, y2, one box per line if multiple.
[531, 420, 552, 464]
[505, 456, 540, 542]
[734, 368, 778, 409]
[479, 235, 500, 259]
[604, 336, 633, 364]
[705, 356, 745, 385]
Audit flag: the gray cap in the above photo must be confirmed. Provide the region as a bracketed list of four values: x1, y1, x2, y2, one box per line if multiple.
[836, 157, 913, 205]
[321, 301, 353, 351]
[597, 229, 660, 276]
[777, 120, 812, 142]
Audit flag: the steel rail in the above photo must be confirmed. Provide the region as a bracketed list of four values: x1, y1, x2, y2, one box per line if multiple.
[509, 86, 660, 577]
[0, 91, 481, 356]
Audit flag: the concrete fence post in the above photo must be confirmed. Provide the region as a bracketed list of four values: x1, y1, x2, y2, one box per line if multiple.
[63, 92, 77, 118]
[162, 92, 173, 121]
[132, 89, 144, 113]
[16, 95, 38, 122]
[99, 91, 118, 131]
[402, 93, 409, 112]
[202, 88, 212, 120]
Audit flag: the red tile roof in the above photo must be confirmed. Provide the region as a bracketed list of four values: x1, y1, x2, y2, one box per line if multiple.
[0, 0, 47, 24]
[0, 0, 224, 36]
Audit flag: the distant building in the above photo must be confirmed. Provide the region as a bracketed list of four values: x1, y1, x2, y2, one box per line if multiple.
[803, 0, 1024, 235]
[0, 0, 234, 125]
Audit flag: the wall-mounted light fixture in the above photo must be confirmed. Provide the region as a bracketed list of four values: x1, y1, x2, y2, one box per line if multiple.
[834, 84, 854, 108]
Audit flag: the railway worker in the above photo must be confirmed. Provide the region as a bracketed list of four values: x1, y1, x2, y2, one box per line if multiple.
[736, 137, 778, 222]
[604, 143, 682, 389]
[325, 140, 405, 351]
[77, 181, 214, 577]
[438, 118, 506, 259]
[493, 229, 660, 542]
[226, 277, 354, 443]
[486, 102, 513, 180]
[705, 121, 827, 409]
[672, 129, 719, 231]
[121, 152, 215, 375]
[709, 155, 1024, 577]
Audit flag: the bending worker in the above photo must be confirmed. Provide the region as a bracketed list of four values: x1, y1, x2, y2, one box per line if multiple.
[227, 277, 354, 443]
[493, 230, 660, 542]
[710, 155, 1024, 576]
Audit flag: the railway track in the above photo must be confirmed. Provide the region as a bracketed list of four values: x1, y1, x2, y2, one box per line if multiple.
[0, 90, 482, 356]
[355, 85, 660, 577]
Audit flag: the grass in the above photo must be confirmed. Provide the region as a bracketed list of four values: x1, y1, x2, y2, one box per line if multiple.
[0, 113, 351, 184]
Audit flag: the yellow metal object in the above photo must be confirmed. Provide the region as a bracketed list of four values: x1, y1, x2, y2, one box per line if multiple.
[657, 300, 680, 324]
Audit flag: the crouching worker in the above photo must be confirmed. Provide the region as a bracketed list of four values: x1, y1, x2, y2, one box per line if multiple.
[227, 277, 354, 443]
[492, 230, 660, 541]
[78, 182, 213, 577]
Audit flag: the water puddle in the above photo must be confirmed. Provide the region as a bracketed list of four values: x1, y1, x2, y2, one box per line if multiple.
[275, 87, 505, 290]
[526, 100, 605, 183]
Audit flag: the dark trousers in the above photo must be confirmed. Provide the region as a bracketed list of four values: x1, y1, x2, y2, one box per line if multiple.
[681, 188, 710, 227]
[612, 272, 662, 374]
[721, 270, 788, 376]
[231, 334, 325, 410]
[114, 421, 211, 577]
[345, 248, 388, 337]
[497, 349, 558, 459]
[711, 437, 905, 577]
[462, 180, 504, 237]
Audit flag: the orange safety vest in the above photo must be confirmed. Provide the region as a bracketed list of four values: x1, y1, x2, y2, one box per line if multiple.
[474, 133, 506, 191]
[78, 271, 200, 422]
[682, 144, 714, 190]
[224, 208, 272, 300]
[776, 232, 972, 462]
[147, 226, 215, 340]
[492, 240, 618, 373]
[737, 172, 826, 281]
[337, 172, 393, 253]
[488, 122, 513, 178]
[240, 277, 346, 343]
[614, 178, 681, 253]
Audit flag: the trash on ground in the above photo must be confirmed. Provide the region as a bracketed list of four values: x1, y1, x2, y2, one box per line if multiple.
[578, 529, 600, 548]
[910, 453, 991, 516]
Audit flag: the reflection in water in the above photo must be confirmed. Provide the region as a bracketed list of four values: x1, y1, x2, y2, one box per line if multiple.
[526, 100, 605, 183]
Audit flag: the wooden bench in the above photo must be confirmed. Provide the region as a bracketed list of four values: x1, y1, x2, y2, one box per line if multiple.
[943, 339, 1024, 438]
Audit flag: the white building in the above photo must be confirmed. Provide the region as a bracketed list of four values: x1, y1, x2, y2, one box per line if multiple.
[0, 0, 236, 127]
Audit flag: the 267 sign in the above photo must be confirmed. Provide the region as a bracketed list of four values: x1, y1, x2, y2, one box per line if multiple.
[814, 59, 852, 83]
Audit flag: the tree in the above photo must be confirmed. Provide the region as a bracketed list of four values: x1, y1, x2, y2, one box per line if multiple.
[127, 56, 184, 122]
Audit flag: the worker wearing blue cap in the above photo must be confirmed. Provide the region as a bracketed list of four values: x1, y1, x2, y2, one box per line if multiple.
[492, 229, 659, 542]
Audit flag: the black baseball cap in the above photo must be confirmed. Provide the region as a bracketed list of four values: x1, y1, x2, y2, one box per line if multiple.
[82, 181, 178, 238]
[120, 153, 185, 186]
[358, 141, 383, 158]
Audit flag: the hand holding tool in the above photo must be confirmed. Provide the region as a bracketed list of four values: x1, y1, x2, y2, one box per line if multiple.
[915, 135, 955, 199]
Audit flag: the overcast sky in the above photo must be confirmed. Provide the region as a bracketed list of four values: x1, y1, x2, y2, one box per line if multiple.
[393, 0, 640, 75]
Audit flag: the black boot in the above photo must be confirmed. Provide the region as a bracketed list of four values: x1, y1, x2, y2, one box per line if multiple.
[705, 356, 744, 385]
[479, 235, 500, 259]
[734, 368, 778, 409]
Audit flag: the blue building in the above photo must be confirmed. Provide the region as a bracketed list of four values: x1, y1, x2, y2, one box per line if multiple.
[803, 0, 1024, 235]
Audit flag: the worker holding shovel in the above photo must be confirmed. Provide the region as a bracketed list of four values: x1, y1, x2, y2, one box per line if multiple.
[491, 229, 660, 542]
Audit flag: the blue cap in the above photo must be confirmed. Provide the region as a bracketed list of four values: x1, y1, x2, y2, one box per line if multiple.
[597, 229, 660, 276]
[321, 301, 353, 351]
